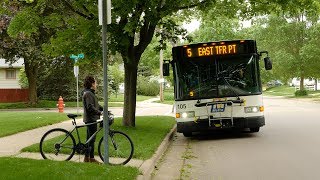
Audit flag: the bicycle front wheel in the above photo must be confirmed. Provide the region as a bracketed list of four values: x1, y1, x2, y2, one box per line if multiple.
[40, 128, 76, 161]
[98, 130, 134, 165]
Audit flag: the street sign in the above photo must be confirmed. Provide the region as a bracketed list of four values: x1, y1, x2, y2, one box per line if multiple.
[74, 66, 79, 77]
[69, 53, 84, 114]
[70, 54, 77, 59]
[78, 53, 84, 59]
[99, 0, 111, 25]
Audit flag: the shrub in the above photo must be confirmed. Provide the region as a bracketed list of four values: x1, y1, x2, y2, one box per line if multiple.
[295, 90, 308, 97]
[164, 91, 174, 101]
[137, 76, 159, 96]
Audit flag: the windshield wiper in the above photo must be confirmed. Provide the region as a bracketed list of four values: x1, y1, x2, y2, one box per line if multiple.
[217, 72, 244, 104]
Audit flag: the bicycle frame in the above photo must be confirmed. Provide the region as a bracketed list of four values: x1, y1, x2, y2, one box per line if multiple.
[68, 119, 104, 146]
[40, 113, 134, 165]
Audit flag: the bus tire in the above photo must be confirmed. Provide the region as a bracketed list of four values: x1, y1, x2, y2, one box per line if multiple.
[250, 127, 260, 132]
[183, 132, 192, 137]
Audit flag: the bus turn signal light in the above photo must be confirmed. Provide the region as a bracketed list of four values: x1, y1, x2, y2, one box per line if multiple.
[176, 113, 180, 118]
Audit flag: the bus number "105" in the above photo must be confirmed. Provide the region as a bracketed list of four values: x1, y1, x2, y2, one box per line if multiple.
[177, 104, 186, 109]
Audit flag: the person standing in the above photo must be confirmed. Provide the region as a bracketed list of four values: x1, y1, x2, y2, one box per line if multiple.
[82, 75, 103, 163]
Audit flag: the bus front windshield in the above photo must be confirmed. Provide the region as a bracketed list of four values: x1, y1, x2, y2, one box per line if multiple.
[174, 55, 261, 100]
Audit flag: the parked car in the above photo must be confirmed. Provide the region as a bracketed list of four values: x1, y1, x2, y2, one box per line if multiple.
[267, 80, 283, 87]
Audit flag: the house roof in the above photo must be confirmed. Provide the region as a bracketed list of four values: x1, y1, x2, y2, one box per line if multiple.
[0, 58, 24, 68]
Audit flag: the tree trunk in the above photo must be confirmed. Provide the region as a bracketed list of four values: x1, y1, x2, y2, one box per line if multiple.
[122, 62, 138, 127]
[300, 76, 304, 91]
[24, 59, 38, 105]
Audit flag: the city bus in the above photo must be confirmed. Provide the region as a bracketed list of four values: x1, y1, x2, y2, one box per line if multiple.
[163, 40, 272, 137]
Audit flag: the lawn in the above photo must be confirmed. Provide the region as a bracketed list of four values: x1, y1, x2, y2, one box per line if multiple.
[155, 88, 175, 105]
[0, 94, 154, 110]
[0, 157, 139, 180]
[0, 112, 68, 138]
[263, 86, 296, 96]
[108, 94, 155, 102]
[0, 100, 123, 109]
[23, 116, 175, 160]
[263, 86, 320, 100]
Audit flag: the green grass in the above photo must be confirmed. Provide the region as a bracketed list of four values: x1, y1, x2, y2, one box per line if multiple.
[0, 101, 122, 109]
[263, 86, 296, 96]
[0, 157, 139, 180]
[155, 88, 175, 105]
[108, 94, 155, 102]
[23, 116, 175, 160]
[263, 86, 320, 100]
[0, 112, 68, 138]
[0, 94, 154, 109]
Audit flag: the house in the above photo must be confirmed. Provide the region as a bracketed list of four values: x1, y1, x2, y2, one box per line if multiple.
[0, 58, 24, 89]
[0, 58, 28, 102]
[289, 77, 320, 91]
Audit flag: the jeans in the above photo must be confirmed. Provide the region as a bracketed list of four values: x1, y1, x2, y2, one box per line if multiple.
[85, 123, 97, 158]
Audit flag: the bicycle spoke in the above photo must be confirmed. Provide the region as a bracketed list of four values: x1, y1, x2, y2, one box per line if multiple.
[40, 128, 76, 161]
[98, 131, 134, 165]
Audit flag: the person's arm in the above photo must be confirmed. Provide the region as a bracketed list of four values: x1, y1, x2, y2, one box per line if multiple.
[84, 93, 101, 115]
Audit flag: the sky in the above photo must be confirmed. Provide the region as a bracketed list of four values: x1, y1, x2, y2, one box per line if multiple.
[183, 19, 252, 33]
[183, 19, 201, 32]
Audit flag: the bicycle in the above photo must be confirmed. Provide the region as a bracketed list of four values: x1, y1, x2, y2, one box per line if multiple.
[39, 111, 134, 165]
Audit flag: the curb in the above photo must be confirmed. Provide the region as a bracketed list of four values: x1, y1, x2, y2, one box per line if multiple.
[137, 125, 177, 180]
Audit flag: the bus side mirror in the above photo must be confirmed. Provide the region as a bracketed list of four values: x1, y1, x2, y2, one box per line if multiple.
[163, 61, 170, 76]
[264, 57, 272, 70]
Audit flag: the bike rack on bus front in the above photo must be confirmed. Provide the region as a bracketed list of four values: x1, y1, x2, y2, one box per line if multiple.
[195, 99, 244, 128]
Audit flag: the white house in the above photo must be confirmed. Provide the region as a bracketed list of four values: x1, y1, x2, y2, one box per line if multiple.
[0, 58, 24, 89]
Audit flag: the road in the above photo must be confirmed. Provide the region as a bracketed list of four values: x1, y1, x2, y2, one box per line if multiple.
[152, 96, 320, 180]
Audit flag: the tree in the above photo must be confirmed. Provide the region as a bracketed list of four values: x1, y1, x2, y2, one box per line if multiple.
[191, 0, 246, 43]
[109, 63, 124, 98]
[0, 12, 44, 104]
[250, 10, 320, 90]
[3, 0, 317, 125]
[40, 0, 214, 127]
[140, 36, 173, 75]
[0, 1, 68, 104]
[192, 0, 320, 87]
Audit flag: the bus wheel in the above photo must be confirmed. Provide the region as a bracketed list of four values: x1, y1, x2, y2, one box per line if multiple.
[183, 132, 192, 137]
[250, 127, 260, 132]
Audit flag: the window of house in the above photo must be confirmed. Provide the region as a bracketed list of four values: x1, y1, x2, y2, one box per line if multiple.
[6, 69, 16, 79]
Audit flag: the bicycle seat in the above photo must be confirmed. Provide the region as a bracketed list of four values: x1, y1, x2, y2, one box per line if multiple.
[67, 114, 81, 119]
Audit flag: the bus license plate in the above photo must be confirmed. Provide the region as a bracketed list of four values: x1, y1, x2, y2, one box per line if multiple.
[211, 104, 226, 112]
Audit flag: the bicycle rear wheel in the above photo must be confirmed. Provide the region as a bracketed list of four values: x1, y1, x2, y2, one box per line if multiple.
[40, 128, 76, 161]
[98, 130, 134, 165]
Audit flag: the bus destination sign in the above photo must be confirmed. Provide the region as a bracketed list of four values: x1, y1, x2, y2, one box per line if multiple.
[185, 43, 238, 58]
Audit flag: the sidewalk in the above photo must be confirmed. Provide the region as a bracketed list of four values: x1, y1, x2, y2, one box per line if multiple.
[0, 98, 175, 178]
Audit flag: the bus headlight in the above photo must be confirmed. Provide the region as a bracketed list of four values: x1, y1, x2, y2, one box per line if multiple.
[177, 111, 195, 118]
[245, 106, 263, 113]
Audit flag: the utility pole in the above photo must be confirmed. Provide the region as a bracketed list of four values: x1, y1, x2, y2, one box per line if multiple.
[159, 48, 164, 102]
[159, 25, 164, 102]
[70, 54, 84, 114]
[99, 0, 111, 165]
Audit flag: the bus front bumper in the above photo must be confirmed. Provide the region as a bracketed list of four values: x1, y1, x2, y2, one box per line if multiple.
[177, 116, 265, 133]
